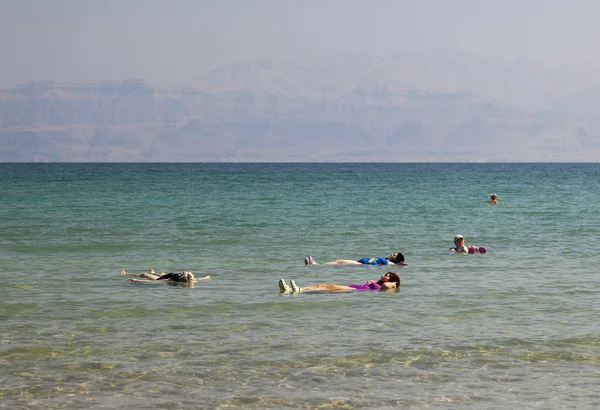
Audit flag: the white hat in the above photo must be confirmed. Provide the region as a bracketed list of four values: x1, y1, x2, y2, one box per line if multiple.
[454, 234, 464, 241]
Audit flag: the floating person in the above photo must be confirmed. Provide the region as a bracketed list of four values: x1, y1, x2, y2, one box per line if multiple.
[304, 252, 407, 266]
[449, 234, 486, 254]
[121, 269, 211, 285]
[279, 272, 400, 293]
[487, 193, 498, 205]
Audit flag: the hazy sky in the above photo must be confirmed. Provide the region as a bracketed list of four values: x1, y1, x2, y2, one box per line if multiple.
[1, 0, 600, 88]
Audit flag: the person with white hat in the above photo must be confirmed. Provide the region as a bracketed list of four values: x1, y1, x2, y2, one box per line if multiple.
[450, 234, 486, 254]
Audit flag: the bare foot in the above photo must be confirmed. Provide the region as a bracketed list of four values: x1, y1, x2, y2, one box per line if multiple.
[150, 269, 156, 274]
[120, 269, 126, 275]
[305, 256, 316, 265]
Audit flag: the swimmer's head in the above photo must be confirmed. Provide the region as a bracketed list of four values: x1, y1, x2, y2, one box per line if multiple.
[378, 272, 400, 287]
[180, 271, 195, 283]
[388, 252, 405, 264]
[490, 193, 497, 200]
[454, 234, 464, 243]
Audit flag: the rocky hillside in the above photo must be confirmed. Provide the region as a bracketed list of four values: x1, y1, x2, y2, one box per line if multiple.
[1, 52, 600, 162]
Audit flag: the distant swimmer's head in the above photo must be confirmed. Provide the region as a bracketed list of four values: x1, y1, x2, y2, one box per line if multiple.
[454, 234, 464, 243]
[378, 272, 400, 287]
[179, 271, 195, 283]
[388, 252, 405, 264]
[490, 193, 497, 200]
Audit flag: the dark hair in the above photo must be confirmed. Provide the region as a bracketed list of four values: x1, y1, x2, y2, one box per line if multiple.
[386, 272, 400, 287]
[377, 272, 401, 287]
[390, 252, 405, 264]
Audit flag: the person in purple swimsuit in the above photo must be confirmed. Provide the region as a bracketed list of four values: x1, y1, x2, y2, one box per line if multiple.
[278, 272, 400, 293]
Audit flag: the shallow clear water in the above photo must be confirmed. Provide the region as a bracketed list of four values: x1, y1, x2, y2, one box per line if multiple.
[1, 163, 600, 409]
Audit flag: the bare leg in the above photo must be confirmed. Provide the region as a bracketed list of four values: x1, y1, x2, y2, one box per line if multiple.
[302, 283, 356, 292]
[324, 259, 361, 265]
[127, 278, 157, 283]
[121, 269, 160, 279]
[139, 273, 160, 280]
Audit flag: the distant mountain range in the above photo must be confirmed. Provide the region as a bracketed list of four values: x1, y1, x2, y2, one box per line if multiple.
[2, 51, 600, 162]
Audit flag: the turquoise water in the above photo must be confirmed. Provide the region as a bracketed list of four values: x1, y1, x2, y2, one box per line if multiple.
[1, 163, 600, 409]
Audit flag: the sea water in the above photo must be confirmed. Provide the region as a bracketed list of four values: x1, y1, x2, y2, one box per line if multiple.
[1, 163, 599, 409]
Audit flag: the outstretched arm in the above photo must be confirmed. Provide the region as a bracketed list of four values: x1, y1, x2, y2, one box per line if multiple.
[196, 275, 211, 281]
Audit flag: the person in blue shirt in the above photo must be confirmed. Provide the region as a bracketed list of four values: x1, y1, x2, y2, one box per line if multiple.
[304, 252, 406, 266]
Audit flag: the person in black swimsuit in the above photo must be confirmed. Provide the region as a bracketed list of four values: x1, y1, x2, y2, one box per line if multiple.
[121, 269, 211, 285]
